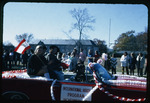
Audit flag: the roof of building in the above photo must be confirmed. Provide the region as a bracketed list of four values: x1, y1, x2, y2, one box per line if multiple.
[30, 39, 96, 46]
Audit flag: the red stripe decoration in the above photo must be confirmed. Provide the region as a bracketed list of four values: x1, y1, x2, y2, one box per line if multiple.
[14, 39, 31, 54]
[22, 45, 31, 54]
[14, 39, 26, 51]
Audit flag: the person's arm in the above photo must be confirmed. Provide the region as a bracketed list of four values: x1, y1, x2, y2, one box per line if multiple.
[27, 55, 41, 75]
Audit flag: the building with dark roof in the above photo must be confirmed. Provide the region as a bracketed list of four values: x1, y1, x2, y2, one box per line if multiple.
[30, 39, 98, 55]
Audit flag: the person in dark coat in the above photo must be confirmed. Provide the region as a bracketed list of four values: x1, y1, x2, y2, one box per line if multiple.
[21, 51, 29, 68]
[129, 52, 137, 75]
[27, 45, 50, 78]
[46, 45, 64, 80]
[136, 52, 145, 77]
[75, 59, 86, 82]
[3, 49, 9, 69]
[9, 49, 14, 70]
[16, 52, 21, 66]
[144, 54, 147, 75]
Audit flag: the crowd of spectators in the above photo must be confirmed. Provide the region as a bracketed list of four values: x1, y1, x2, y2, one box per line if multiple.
[2, 46, 147, 79]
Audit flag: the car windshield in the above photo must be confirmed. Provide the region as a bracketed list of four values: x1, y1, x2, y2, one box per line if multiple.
[93, 63, 114, 81]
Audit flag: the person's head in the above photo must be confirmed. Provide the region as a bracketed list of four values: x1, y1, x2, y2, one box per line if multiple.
[34, 45, 44, 56]
[67, 52, 71, 56]
[43, 45, 47, 53]
[62, 53, 66, 58]
[49, 45, 59, 55]
[73, 48, 77, 54]
[124, 52, 128, 56]
[139, 52, 143, 57]
[80, 48, 83, 52]
[78, 59, 83, 64]
[71, 51, 75, 57]
[95, 50, 99, 55]
[88, 49, 92, 54]
[130, 52, 135, 57]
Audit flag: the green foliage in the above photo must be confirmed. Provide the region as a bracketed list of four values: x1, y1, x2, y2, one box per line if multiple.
[93, 38, 107, 55]
[113, 30, 147, 51]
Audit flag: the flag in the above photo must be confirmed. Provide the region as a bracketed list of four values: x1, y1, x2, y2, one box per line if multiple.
[14, 39, 31, 54]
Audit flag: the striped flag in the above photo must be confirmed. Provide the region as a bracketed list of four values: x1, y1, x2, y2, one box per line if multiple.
[14, 39, 31, 54]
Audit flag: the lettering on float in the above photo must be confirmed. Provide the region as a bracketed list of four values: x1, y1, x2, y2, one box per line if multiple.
[61, 84, 92, 101]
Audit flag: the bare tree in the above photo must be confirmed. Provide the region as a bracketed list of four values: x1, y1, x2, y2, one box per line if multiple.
[67, 8, 95, 52]
[15, 33, 34, 43]
[3, 41, 14, 46]
[70, 8, 95, 40]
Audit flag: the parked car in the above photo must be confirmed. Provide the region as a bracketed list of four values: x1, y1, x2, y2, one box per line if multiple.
[1, 63, 146, 101]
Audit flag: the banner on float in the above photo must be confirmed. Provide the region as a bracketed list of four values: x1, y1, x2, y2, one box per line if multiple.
[60, 84, 92, 101]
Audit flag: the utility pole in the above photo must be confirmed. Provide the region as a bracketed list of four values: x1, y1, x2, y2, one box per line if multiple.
[109, 19, 111, 47]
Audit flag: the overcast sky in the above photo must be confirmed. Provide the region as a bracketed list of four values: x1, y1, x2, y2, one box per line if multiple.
[3, 2, 148, 48]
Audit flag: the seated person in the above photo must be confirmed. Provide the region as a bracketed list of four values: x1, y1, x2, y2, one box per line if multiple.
[75, 59, 86, 82]
[46, 45, 64, 80]
[69, 52, 78, 72]
[27, 45, 50, 79]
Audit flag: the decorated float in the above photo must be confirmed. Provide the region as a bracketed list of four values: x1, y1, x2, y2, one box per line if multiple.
[1, 63, 147, 101]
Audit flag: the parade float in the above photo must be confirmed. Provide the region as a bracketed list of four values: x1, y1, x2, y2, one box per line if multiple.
[1, 63, 146, 101]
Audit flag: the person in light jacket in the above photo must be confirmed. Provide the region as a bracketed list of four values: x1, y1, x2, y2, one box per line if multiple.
[136, 52, 145, 77]
[120, 52, 129, 75]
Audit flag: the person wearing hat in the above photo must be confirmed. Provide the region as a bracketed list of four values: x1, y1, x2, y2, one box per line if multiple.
[46, 45, 64, 80]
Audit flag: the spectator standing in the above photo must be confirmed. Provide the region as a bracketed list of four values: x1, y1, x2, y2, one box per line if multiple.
[61, 53, 67, 63]
[129, 52, 137, 75]
[136, 52, 145, 77]
[16, 52, 21, 66]
[87, 49, 94, 64]
[3, 49, 9, 69]
[110, 54, 117, 74]
[13, 51, 17, 66]
[69, 52, 78, 72]
[120, 52, 129, 75]
[65, 52, 71, 65]
[144, 54, 147, 75]
[86, 49, 94, 75]
[102, 53, 110, 71]
[21, 51, 29, 68]
[106, 54, 111, 71]
[79, 48, 86, 64]
[72, 48, 78, 58]
[28, 49, 34, 57]
[94, 50, 100, 63]
[9, 49, 14, 70]
[43, 45, 48, 57]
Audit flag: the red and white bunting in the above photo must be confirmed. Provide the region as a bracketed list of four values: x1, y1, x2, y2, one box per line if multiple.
[88, 63, 146, 102]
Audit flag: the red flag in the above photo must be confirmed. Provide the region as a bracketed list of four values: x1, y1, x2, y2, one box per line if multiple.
[14, 39, 31, 54]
